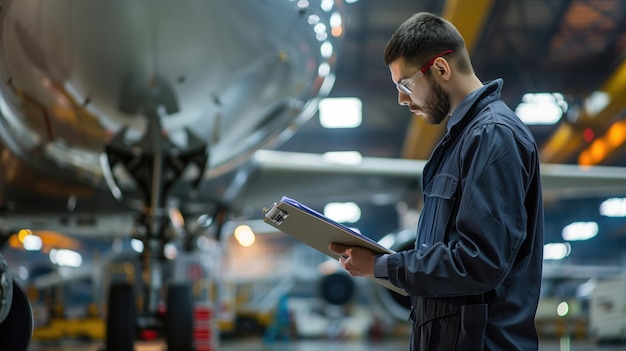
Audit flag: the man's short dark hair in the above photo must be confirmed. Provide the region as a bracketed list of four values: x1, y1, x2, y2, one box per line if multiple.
[384, 12, 473, 75]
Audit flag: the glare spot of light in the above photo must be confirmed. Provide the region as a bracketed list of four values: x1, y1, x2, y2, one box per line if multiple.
[562, 221, 598, 241]
[543, 242, 571, 260]
[600, 197, 626, 217]
[18, 229, 33, 243]
[234, 225, 255, 247]
[49, 249, 83, 268]
[515, 92, 565, 125]
[320, 41, 333, 58]
[320, 0, 333, 11]
[23, 235, 42, 251]
[557, 301, 569, 317]
[164, 243, 178, 259]
[324, 202, 361, 223]
[131, 238, 144, 253]
[322, 151, 362, 165]
[318, 63, 331, 77]
[18, 266, 29, 280]
[307, 14, 320, 25]
[330, 12, 342, 28]
[577, 280, 595, 299]
[316, 32, 328, 41]
[584, 91, 610, 116]
[319, 97, 362, 128]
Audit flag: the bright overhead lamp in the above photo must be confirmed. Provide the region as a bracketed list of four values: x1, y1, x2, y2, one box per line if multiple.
[23, 235, 42, 251]
[234, 225, 255, 247]
[322, 151, 362, 165]
[319, 97, 362, 128]
[515, 93, 566, 125]
[324, 202, 361, 223]
[543, 242, 571, 260]
[562, 221, 598, 241]
[584, 91, 610, 116]
[320, 41, 333, 58]
[599, 197, 626, 217]
[320, 0, 333, 11]
[556, 301, 569, 317]
[49, 249, 83, 268]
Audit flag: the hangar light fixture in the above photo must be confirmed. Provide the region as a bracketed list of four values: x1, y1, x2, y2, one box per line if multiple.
[23, 235, 42, 251]
[131, 238, 144, 253]
[562, 221, 598, 241]
[329, 11, 343, 37]
[543, 242, 571, 260]
[515, 93, 566, 125]
[322, 151, 362, 165]
[320, 41, 333, 58]
[321, 0, 333, 11]
[307, 14, 320, 25]
[164, 243, 178, 259]
[324, 202, 361, 223]
[584, 91, 610, 116]
[599, 197, 626, 217]
[556, 301, 569, 317]
[49, 248, 83, 268]
[319, 97, 362, 128]
[576, 280, 595, 299]
[234, 225, 255, 247]
[318, 63, 331, 77]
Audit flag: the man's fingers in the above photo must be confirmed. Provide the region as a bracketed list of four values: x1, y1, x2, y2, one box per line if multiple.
[329, 243, 348, 254]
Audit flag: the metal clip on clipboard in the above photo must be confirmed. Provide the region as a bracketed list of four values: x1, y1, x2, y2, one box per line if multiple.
[263, 203, 289, 225]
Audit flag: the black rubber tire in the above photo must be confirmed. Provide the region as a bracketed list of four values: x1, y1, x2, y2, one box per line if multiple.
[319, 272, 355, 306]
[165, 283, 194, 351]
[0, 256, 12, 323]
[0, 279, 33, 351]
[105, 283, 136, 351]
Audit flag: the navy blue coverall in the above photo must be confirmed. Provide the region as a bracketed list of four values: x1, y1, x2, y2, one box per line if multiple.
[375, 79, 544, 351]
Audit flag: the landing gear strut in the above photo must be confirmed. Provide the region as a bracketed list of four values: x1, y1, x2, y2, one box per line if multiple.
[102, 83, 208, 350]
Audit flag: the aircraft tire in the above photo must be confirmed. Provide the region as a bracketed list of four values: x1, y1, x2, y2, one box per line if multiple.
[106, 283, 136, 351]
[165, 283, 194, 351]
[0, 279, 33, 351]
[0, 256, 13, 323]
[319, 272, 355, 306]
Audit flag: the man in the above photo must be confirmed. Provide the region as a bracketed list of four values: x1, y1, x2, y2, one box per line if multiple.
[329, 12, 544, 351]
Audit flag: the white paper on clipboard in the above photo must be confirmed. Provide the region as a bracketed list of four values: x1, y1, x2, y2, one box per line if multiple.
[262, 196, 408, 296]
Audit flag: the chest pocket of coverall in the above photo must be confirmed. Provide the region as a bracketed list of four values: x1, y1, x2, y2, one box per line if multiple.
[417, 173, 458, 252]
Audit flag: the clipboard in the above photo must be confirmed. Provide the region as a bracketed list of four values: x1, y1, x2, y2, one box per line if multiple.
[262, 196, 408, 296]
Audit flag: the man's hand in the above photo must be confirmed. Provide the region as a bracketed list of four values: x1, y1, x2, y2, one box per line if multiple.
[328, 243, 376, 277]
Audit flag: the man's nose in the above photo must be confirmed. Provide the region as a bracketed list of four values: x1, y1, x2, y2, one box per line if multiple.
[398, 92, 411, 106]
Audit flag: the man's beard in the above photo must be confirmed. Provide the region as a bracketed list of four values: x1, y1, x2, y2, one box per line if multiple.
[422, 77, 450, 125]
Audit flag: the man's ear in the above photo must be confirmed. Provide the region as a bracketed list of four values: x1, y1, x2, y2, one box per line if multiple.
[433, 58, 451, 80]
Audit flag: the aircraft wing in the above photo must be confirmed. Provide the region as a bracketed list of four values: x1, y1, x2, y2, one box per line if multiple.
[236, 149, 626, 213]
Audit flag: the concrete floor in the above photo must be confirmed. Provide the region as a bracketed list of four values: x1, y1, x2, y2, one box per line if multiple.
[26, 338, 626, 351]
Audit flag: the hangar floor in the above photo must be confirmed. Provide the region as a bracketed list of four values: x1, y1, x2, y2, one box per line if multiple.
[26, 339, 626, 351]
